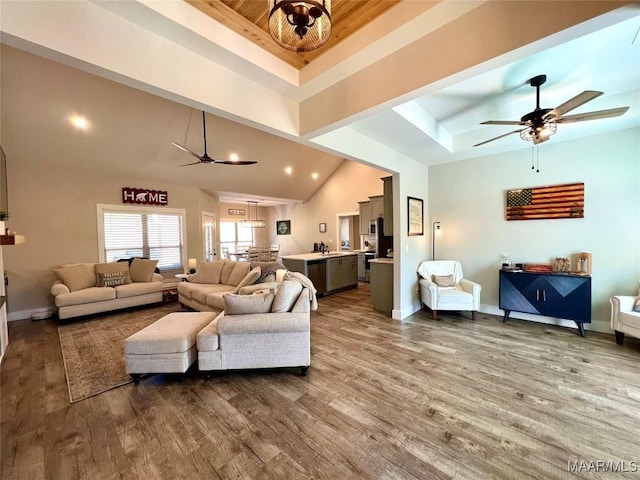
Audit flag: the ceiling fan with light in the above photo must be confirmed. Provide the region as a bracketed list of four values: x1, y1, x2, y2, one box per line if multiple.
[173, 110, 257, 166]
[473, 74, 629, 147]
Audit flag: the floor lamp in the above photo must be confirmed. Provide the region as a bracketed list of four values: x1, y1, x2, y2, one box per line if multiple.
[432, 221, 441, 260]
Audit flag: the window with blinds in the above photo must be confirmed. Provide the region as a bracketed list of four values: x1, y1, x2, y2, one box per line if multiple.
[97, 204, 186, 279]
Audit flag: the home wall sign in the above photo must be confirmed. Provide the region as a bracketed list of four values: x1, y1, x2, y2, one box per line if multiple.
[228, 209, 246, 216]
[506, 182, 584, 221]
[122, 187, 168, 205]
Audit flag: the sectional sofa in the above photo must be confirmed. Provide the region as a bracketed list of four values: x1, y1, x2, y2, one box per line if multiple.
[177, 260, 285, 312]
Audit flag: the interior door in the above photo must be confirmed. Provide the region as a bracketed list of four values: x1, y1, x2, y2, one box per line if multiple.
[202, 212, 216, 262]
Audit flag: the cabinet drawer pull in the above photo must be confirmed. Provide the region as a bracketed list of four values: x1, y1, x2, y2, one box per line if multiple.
[543, 290, 546, 302]
[536, 289, 539, 301]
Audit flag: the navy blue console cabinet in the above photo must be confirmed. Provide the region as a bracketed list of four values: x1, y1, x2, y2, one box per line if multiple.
[499, 270, 591, 336]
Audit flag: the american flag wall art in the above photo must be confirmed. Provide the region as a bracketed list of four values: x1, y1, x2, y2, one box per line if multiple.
[505, 182, 584, 221]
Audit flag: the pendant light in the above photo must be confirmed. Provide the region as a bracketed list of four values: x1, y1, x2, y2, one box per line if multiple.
[240, 201, 266, 228]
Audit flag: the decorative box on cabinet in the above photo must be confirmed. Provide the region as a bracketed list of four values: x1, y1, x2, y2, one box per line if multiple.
[499, 270, 591, 336]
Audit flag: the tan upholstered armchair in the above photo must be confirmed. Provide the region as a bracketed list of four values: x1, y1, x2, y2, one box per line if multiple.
[417, 260, 481, 320]
[610, 294, 640, 345]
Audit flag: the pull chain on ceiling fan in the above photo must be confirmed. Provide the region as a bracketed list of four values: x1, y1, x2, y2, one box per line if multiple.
[173, 110, 257, 166]
[473, 74, 629, 147]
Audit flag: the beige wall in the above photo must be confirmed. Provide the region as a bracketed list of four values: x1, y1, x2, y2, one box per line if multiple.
[3, 163, 219, 319]
[267, 161, 388, 256]
[428, 128, 640, 332]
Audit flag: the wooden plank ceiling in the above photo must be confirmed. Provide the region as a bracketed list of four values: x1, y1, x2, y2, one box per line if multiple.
[186, 0, 401, 69]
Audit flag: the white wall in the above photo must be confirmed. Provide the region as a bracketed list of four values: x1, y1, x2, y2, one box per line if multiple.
[428, 128, 640, 332]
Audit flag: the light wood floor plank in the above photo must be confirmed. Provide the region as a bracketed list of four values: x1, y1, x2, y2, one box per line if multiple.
[3, 283, 640, 479]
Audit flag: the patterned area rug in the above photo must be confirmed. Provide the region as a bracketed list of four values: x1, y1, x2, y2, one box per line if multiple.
[58, 303, 182, 403]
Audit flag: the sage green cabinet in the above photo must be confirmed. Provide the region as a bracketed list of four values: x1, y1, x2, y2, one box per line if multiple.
[359, 201, 371, 235]
[370, 195, 384, 221]
[383, 176, 393, 236]
[370, 260, 393, 313]
[326, 255, 358, 292]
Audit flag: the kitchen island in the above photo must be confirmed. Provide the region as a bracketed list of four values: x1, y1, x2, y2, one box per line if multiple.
[281, 252, 358, 296]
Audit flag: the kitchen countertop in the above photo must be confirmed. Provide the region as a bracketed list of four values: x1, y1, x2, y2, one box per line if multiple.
[280, 252, 358, 261]
[370, 258, 393, 264]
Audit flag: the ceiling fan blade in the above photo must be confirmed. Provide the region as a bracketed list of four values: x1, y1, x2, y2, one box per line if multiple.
[554, 106, 629, 124]
[172, 142, 203, 160]
[215, 160, 258, 165]
[545, 90, 603, 120]
[473, 129, 524, 147]
[179, 161, 204, 167]
[480, 120, 527, 126]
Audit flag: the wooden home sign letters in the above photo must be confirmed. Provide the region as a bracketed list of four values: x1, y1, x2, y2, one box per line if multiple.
[122, 187, 168, 205]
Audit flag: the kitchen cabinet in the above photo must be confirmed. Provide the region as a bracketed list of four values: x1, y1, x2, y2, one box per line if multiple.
[357, 252, 366, 281]
[383, 176, 393, 236]
[499, 270, 591, 336]
[370, 258, 393, 313]
[359, 201, 371, 235]
[369, 195, 384, 221]
[326, 255, 358, 292]
[281, 253, 358, 296]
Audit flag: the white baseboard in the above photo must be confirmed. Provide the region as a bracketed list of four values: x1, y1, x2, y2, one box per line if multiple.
[8, 307, 55, 322]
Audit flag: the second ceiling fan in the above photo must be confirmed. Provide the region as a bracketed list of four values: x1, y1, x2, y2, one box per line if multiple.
[173, 110, 257, 166]
[473, 74, 629, 147]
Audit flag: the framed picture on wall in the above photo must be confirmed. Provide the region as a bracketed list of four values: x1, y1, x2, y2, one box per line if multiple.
[276, 220, 291, 235]
[319, 222, 326, 233]
[408, 196, 424, 236]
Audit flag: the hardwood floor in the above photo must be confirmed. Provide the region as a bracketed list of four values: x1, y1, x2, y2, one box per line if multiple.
[2, 283, 640, 479]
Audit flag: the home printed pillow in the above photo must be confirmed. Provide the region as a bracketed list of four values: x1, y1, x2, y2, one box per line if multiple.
[95, 262, 131, 287]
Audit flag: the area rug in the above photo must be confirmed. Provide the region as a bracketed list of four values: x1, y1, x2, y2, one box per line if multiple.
[58, 303, 182, 403]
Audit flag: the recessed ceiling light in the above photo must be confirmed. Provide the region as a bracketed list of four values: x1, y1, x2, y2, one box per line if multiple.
[284, 166, 292, 175]
[312, 172, 319, 180]
[69, 114, 89, 130]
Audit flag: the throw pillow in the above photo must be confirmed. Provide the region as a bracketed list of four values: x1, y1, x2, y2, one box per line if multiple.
[227, 262, 252, 286]
[271, 279, 303, 313]
[219, 260, 236, 285]
[250, 261, 287, 283]
[224, 291, 275, 315]
[275, 269, 288, 283]
[432, 274, 455, 287]
[129, 258, 158, 282]
[191, 261, 224, 284]
[233, 267, 261, 293]
[95, 262, 131, 287]
[633, 285, 640, 313]
[53, 264, 97, 292]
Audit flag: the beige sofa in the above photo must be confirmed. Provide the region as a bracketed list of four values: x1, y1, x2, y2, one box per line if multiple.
[197, 279, 312, 376]
[51, 259, 164, 320]
[177, 260, 284, 312]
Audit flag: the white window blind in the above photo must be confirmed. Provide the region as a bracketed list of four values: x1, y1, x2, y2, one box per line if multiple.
[98, 205, 186, 279]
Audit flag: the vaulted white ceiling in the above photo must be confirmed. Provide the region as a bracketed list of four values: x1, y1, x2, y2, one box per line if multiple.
[1, 1, 638, 204]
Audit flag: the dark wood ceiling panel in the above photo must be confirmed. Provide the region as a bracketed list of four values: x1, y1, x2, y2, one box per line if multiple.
[186, 0, 400, 69]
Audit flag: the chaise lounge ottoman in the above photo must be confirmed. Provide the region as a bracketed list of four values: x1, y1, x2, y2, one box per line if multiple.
[125, 311, 217, 382]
